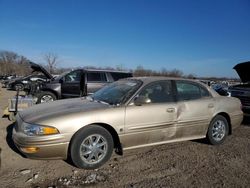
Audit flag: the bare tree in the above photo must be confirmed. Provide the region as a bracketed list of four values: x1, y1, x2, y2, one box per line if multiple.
[186, 73, 196, 79]
[133, 65, 185, 77]
[168, 69, 183, 77]
[43, 53, 59, 74]
[0, 51, 30, 76]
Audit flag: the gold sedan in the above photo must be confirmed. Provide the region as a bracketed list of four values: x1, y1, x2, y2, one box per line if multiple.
[12, 77, 243, 169]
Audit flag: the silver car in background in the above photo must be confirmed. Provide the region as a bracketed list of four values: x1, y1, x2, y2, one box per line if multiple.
[12, 77, 243, 169]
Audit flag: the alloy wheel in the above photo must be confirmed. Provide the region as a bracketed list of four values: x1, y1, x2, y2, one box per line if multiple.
[212, 120, 226, 142]
[80, 134, 108, 165]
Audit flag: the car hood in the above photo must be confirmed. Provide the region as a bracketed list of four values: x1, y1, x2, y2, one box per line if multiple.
[233, 61, 250, 83]
[19, 98, 110, 123]
[29, 62, 53, 80]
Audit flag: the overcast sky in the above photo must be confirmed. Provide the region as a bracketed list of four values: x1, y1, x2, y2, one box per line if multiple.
[1, 0, 250, 78]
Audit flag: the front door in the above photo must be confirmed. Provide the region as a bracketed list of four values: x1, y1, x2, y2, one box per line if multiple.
[61, 70, 83, 98]
[123, 80, 178, 149]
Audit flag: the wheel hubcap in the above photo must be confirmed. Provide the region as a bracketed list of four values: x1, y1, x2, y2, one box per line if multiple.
[15, 85, 23, 90]
[41, 95, 54, 103]
[80, 134, 107, 165]
[212, 120, 226, 141]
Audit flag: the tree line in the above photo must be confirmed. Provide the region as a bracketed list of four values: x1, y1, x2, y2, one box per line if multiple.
[0, 51, 31, 76]
[0, 50, 195, 78]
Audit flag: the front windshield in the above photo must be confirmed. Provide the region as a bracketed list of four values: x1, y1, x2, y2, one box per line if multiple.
[91, 79, 142, 105]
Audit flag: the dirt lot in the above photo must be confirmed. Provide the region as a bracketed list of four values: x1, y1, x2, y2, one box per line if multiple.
[0, 86, 249, 188]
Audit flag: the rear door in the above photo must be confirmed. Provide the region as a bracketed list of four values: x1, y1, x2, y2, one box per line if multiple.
[174, 80, 215, 138]
[86, 72, 108, 94]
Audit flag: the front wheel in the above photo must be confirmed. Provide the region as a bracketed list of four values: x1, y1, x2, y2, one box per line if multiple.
[14, 84, 24, 91]
[70, 125, 114, 169]
[37, 91, 57, 104]
[206, 115, 229, 145]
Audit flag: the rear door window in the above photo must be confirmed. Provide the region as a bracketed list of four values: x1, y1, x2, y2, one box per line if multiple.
[176, 81, 210, 101]
[87, 72, 107, 82]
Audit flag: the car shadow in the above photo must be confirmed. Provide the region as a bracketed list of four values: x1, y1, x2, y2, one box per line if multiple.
[191, 138, 209, 145]
[63, 144, 77, 167]
[2, 114, 8, 119]
[6, 123, 26, 158]
[242, 116, 250, 126]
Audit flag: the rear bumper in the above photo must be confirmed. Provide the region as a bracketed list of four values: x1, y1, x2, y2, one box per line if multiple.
[231, 112, 244, 130]
[242, 106, 250, 115]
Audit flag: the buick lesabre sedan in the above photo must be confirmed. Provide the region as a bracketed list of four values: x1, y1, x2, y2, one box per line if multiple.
[12, 77, 243, 169]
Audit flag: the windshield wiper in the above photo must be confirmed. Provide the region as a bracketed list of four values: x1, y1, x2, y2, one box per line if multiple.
[89, 96, 116, 106]
[96, 100, 110, 105]
[86, 96, 94, 101]
[91, 97, 110, 105]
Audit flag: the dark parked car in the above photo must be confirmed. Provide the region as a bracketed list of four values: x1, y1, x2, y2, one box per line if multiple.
[1, 75, 17, 87]
[228, 61, 250, 115]
[212, 84, 229, 96]
[7, 74, 49, 91]
[5, 62, 53, 91]
[36, 68, 133, 103]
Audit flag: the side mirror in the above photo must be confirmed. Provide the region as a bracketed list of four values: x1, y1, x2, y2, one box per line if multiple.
[134, 96, 151, 106]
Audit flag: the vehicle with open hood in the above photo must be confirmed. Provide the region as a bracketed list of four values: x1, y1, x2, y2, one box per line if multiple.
[228, 61, 250, 115]
[1, 75, 17, 88]
[6, 62, 53, 91]
[12, 77, 243, 169]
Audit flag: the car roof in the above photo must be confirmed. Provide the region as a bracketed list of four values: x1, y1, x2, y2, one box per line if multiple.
[74, 68, 132, 74]
[125, 76, 219, 97]
[125, 76, 201, 84]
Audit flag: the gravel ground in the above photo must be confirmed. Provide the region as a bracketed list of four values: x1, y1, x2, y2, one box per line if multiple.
[0, 86, 249, 188]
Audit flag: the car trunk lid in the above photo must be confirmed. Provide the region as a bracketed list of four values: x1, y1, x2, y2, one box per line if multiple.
[233, 61, 250, 83]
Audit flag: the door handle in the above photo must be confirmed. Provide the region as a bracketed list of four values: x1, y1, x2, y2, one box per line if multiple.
[167, 108, 175, 113]
[208, 104, 214, 108]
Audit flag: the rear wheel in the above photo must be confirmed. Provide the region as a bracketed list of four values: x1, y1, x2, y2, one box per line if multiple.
[207, 115, 229, 145]
[70, 125, 114, 169]
[37, 91, 57, 103]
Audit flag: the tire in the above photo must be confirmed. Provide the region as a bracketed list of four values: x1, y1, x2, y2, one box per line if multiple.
[70, 125, 114, 169]
[206, 115, 229, 145]
[37, 91, 57, 104]
[14, 84, 24, 91]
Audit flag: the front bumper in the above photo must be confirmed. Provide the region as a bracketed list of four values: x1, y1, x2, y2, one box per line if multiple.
[12, 127, 70, 160]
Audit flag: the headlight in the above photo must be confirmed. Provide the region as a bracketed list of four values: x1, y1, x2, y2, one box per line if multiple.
[22, 80, 28, 84]
[22, 122, 59, 136]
